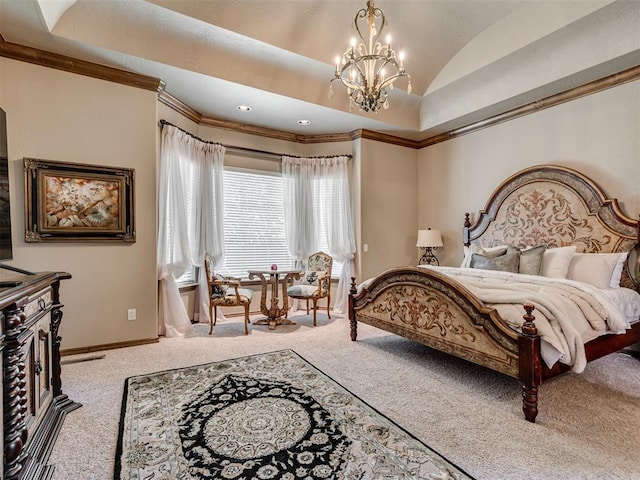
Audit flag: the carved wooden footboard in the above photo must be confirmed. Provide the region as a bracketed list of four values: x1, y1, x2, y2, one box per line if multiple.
[348, 268, 545, 421]
[349, 267, 520, 376]
[350, 164, 640, 423]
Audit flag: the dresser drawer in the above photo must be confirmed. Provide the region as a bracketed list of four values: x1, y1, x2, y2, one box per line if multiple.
[23, 287, 53, 321]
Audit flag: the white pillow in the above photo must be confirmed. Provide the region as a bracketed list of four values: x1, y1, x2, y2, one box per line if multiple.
[540, 246, 577, 279]
[567, 252, 628, 289]
[460, 244, 508, 268]
[609, 252, 628, 288]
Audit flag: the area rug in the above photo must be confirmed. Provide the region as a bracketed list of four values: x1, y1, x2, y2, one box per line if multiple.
[114, 349, 473, 479]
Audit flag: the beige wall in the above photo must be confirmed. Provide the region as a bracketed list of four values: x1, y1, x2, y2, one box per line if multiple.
[418, 80, 640, 268]
[357, 139, 419, 280]
[1, 58, 158, 350]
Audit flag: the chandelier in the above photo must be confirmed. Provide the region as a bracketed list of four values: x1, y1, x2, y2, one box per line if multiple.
[329, 0, 411, 113]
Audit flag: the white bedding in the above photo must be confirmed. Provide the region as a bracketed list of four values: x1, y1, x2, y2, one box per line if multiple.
[416, 266, 640, 372]
[600, 287, 640, 325]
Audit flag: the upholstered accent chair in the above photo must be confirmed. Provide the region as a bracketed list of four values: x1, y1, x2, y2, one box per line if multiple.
[286, 251, 333, 326]
[204, 253, 253, 335]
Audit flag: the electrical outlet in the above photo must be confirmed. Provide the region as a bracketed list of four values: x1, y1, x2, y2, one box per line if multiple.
[127, 309, 137, 321]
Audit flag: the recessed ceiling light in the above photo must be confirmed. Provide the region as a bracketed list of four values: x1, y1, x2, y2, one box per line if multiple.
[237, 105, 251, 112]
[297, 120, 311, 126]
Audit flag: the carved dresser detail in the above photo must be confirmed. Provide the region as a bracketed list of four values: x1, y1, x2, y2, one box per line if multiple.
[1, 271, 80, 480]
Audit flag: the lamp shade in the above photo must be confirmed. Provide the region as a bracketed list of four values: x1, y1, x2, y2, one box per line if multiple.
[416, 229, 443, 247]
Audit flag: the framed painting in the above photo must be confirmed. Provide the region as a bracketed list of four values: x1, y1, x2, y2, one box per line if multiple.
[24, 158, 135, 243]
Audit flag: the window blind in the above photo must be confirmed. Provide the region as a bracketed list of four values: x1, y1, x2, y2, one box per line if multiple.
[220, 169, 295, 277]
[220, 168, 343, 279]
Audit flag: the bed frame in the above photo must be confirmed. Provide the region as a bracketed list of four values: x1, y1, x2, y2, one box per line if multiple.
[349, 164, 640, 422]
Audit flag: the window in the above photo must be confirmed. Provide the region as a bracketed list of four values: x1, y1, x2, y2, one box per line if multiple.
[220, 168, 294, 277]
[220, 168, 343, 278]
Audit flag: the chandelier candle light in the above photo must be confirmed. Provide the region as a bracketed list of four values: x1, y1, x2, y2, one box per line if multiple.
[330, 0, 411, 112]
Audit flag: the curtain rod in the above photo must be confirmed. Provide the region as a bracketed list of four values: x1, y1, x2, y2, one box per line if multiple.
[158, 119, 352, 160]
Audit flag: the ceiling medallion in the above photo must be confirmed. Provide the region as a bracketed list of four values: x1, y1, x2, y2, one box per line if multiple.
[329, 0, 411, 113]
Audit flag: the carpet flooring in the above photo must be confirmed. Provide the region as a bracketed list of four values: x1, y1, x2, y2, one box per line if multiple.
[49, 313, 640, 480]
[115, 349, 473, 479]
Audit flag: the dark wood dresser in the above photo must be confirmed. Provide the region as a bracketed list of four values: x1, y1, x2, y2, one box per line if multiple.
[1, 270, 80, 480]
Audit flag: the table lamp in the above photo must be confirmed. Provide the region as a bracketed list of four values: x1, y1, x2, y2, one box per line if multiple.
[417, 228, 443, 265]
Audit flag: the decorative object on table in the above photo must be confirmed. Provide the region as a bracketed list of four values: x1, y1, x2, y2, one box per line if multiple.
[114, 350, 473, 480]
[24, 158, 135, 243]
[204, 252, 253, 335]
[270, 263, 278, 270]
[329, 0, 411, 113]
[417, 228, 443, 265]
[287, 251, 333, 326]
[248, 268, 301, 330]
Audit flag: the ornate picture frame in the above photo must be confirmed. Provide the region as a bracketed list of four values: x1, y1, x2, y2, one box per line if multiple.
[24, 158, 135, 243]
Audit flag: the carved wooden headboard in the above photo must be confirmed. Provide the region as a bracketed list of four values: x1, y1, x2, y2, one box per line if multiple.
[463, 164, 639, 290]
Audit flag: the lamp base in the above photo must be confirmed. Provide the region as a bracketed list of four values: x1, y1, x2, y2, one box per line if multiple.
[418, 247, 439, 266]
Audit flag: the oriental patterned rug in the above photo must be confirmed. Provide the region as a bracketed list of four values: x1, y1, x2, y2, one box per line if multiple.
[114, 350, 473, 480]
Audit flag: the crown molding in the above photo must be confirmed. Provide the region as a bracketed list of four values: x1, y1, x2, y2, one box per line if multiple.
[200, 116, 361, 144]
[3, 35, 638, 149]
[0, 34, 162, 92]
[157, 89, 202, 124]
[416, 64, 640, 148]
[357, 129, 419, 148]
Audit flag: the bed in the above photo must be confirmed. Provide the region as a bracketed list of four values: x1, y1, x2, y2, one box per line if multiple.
[348, 164, 640, 422]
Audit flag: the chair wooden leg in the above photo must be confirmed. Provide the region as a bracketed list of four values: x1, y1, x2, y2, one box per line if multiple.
[327, 293, 331, 319]
[244, 304, 250, 335]
[312, 299, 318, 326]
[209, 305, 215, 335]
[306, 299, 310, 314]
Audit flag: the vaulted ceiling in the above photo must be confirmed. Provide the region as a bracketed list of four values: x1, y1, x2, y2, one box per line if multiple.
[1, 0, 638, 141]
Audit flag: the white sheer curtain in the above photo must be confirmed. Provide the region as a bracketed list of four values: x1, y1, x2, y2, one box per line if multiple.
[282, 156, 318, 265]
[282, 155, 356, 314]
[157, 124, 226, 337]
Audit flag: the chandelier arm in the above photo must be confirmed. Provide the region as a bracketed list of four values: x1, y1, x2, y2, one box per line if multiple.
[353, 6, 368, 44]
[338, 72, 365, 92]
[374, 57, 394, 79]
[354, 2, 387, 55]
[378, 73, 405, 91]
[339, 59, 368, 90]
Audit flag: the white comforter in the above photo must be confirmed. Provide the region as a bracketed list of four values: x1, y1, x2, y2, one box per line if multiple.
[418, 266, 640, 373]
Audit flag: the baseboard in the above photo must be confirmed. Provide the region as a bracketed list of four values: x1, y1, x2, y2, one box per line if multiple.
[61, 337, 159, 356]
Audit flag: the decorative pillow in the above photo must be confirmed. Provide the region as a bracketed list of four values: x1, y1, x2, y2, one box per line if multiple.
[567, 252, 628, 289]
[540, 246, 577, 279]
[461, 244, 509, 268]
[518, 245, 547, 276]
[470, 251, 520, 273]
